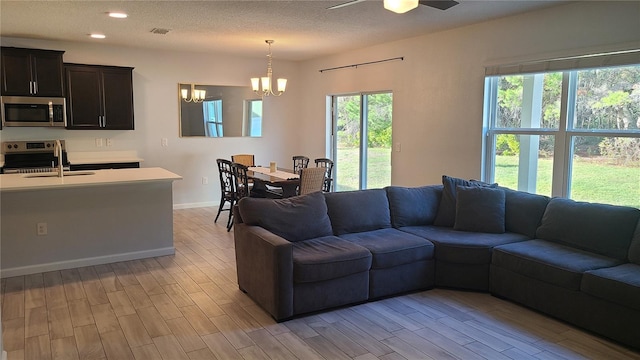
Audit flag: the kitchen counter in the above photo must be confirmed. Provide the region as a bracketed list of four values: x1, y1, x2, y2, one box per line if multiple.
[1, 167, 182, 277]
[0, 167, 180, 192]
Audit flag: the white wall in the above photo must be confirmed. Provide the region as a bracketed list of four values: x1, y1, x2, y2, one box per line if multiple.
[0, 39, 302, 207]
[2, 1, 639, 205]
[297, 1, 640, 187]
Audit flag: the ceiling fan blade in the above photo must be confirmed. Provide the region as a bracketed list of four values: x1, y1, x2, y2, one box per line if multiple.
[419, 0, 459, 10]
[327, 0, 368, 10]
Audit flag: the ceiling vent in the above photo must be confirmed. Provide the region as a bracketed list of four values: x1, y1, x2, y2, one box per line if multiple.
[150, 28, 170, 35]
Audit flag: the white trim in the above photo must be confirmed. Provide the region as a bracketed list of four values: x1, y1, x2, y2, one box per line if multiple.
[173, 201, 217, 209]
[0, 247, 175, 278]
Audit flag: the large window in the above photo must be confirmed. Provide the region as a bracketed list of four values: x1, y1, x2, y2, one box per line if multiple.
[484, 59, 640, 208]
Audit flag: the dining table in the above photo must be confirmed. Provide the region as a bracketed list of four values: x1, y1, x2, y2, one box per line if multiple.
[247, 166, 300, 198]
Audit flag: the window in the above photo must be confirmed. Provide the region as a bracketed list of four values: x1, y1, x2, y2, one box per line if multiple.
[203, 100, 223, 137]
[484, 58, 640, 208]
[246, 99, 262, 137]
[331, 92, 393, 191]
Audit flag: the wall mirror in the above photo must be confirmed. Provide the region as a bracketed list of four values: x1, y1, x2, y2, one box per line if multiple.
[179, 84, 263, 137]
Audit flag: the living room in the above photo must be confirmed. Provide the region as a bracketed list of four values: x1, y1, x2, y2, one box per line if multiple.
[1, 1, 639, 359]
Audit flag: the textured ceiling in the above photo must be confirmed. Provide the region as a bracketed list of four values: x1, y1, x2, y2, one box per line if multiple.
[0, 1, 565, 61]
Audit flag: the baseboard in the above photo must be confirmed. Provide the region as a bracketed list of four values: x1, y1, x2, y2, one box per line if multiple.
[0, 247, 175, 278]
[174, 201, 217, 209]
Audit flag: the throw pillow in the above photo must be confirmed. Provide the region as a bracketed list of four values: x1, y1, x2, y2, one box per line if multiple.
[237, 192, 333, 242]
[453, 186, 506, 234]
[433, 175, 497, 227]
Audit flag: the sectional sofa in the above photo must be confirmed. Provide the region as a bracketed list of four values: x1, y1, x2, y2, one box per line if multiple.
[233, 176, 640, 349]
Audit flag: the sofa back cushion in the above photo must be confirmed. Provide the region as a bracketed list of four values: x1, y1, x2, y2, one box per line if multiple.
[433, 175, 497, 227]
[501, 187, 550, 238]
[324, 189, 391, 235]
[386, 185, 442, 228]
[237, 192, 333, 242]
[629, 222, 640, 264]
[535, 198, 640, 260]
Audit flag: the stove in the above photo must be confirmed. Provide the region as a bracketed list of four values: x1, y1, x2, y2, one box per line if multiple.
[2, 140, 70, 174]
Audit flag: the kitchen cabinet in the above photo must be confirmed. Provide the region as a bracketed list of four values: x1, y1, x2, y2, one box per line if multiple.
[65, 63, 134, 130]
[0, 47, 65, 97]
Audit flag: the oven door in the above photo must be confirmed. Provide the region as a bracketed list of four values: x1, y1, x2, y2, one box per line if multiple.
[1, 96, 67, 127]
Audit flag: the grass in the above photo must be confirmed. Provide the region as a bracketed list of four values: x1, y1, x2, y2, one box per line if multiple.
[495, 155, 640, 208]
[335, 147, 391, 191]
[333, 149, 639, 208]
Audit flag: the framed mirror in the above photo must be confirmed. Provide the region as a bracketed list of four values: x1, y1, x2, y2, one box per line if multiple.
[179, 84, 263, 137]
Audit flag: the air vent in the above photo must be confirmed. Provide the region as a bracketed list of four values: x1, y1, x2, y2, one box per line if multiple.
[150, 28, 170, 35]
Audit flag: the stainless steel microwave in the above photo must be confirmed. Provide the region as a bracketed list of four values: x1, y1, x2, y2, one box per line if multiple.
[1, 96, 67, 127]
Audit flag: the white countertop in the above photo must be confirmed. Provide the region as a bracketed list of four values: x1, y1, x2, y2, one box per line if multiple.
[67, 151, 144, 165]
[0, 167, 182, 192]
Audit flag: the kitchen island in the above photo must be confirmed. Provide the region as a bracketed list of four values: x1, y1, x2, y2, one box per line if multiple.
[0, 167, 182, 277]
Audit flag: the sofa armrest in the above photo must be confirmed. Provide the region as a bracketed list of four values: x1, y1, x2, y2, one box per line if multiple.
[234, 223, 294, 320]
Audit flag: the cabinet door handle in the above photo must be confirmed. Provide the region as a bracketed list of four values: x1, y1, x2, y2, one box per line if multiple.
[29, 81, 33, 95]
[33, 81, 38, 94]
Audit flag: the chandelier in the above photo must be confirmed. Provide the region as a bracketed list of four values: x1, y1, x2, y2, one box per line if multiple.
[251, 40, 287, 97]
[181, 84, 206, 103]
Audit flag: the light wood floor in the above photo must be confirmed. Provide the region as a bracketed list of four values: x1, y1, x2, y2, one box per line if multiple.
[2, 207, 640, 360]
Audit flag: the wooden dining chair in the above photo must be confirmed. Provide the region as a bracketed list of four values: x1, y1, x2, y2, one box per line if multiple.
[215, 158, 236, 230]
[298, 167, 327, 195]
[314, 158, 334, 192]
[231, 154, 255, 167]
[292, 155, 309, 175]
[227, 162, 251, 231]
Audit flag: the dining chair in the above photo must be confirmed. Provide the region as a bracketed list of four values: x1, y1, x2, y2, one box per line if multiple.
[231, 154, 255, 167]
[229, 162, 251, 231]
[314, 158, 334, 192]
[292, 155, 310, 175]
[298, 167, 327, 195]
[215, 158, 236, 231]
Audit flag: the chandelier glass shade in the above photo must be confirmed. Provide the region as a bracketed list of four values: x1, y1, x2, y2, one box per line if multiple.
[181, 84, 206, 103]
[383, 0, 419, 13]
[251, 40, 287, 97]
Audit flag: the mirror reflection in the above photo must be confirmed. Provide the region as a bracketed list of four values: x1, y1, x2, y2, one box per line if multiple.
[179, 84, 262, 137]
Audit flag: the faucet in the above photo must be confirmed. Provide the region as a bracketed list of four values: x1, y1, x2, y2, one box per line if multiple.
[54, 139, 64, 178]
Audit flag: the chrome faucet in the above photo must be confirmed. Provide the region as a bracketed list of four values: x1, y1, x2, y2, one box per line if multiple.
[54, 139, 64, 178]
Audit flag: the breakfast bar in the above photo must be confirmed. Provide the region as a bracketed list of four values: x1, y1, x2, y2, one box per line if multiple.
[0, 167, 182, 277]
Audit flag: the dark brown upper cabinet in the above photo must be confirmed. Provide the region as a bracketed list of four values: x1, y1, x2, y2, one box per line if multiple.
[1, 47, 65, 97]
[65, 64, 134, 130]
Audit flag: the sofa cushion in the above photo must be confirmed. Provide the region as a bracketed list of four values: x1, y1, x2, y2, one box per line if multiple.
[492, 239, 623, 290]
[582, 263, 640, 312]
[238, 192, 333, 242]
[535, 198, 640, 260]
[453, 186, 505, 234]
[292, 236, 372, 283]
[339, 228, 435, 269]
[433, 175, 497, 227]
[325, 189, 391, 235]
[501, 187, 550, 238]
[386, 185, 442, 227]
[399, 225, 528, 264]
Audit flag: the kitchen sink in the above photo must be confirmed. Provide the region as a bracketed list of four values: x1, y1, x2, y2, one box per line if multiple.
[23, 171, 96, 178]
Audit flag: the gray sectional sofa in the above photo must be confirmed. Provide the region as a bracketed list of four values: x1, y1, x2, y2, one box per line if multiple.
[233, 176, 640, 350]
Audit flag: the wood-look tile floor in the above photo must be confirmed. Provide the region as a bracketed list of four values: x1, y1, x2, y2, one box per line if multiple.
[2, 207, 640, 360]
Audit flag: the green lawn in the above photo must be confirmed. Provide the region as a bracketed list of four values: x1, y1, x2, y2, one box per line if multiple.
[333, 150, 639, 208]
[335, 147, 391, 191]
[496, 155, 640, 208]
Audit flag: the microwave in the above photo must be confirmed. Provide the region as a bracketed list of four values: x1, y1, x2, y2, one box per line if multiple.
[1, 96, 67, 127]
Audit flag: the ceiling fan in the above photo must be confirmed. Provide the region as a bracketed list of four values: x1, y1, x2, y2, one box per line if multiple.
[328, 0, 459, 13]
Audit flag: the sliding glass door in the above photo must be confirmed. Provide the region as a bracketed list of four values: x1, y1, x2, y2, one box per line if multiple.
[332, 92, 393, 191]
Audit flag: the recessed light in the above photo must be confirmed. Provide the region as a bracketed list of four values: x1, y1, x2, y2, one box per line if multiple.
[108, 12, 128, 19]
[90, 34, 106, 39]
